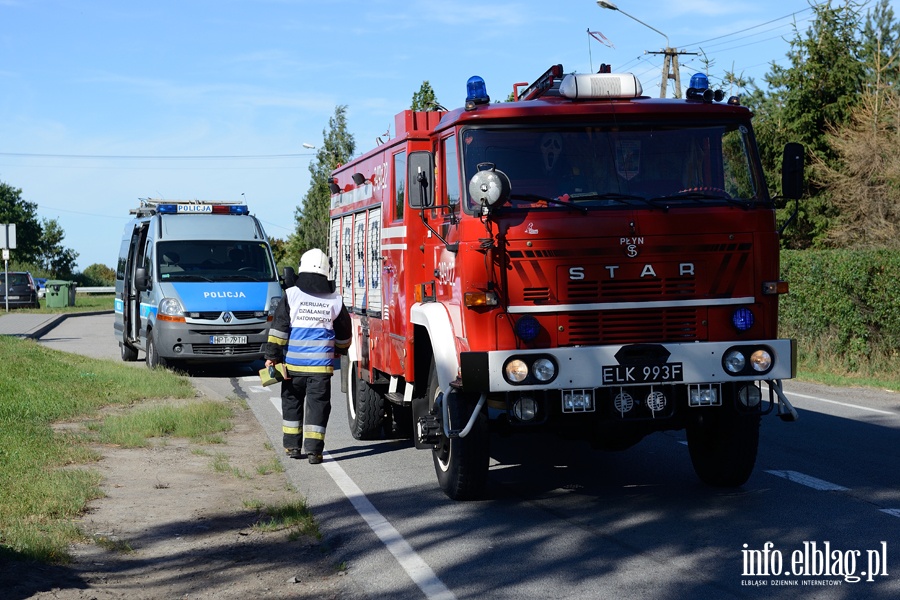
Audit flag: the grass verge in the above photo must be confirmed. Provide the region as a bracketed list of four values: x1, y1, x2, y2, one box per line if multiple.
[0, 334, 197, 562]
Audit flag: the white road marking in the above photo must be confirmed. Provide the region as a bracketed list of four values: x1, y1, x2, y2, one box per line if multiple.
[880, 509, 900, 519]
[765, 470, 849, 491]
[762, 385, 895, 416]
[266, 396, 456, 600]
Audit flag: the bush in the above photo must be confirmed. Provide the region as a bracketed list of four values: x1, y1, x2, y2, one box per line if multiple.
[781, 249, 900, 375]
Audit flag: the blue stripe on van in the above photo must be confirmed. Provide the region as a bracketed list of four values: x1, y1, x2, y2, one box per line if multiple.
[170, 282, 269, 311]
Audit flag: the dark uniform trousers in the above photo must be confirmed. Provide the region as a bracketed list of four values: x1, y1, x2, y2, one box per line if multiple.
[281, 373, 332, 455]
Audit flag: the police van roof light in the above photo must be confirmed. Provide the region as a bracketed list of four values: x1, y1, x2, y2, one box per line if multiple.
[154, 203, 249, 215]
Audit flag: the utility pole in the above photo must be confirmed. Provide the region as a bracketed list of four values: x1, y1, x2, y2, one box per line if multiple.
[646, 48, 699, 99]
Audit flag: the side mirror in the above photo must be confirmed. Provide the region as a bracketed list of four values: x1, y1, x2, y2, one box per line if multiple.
[135, 267, 150, 292]
[281, 266, 296, 290]
[782, 142, 804, 200]
[408, 151, 435, 209]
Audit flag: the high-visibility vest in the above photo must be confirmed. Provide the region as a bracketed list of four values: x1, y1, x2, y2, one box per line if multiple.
[283, 287, 346, 374]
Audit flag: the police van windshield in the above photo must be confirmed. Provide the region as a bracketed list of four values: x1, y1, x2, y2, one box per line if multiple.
[156, 241, 276, 282]
[461, 123, 764, 211]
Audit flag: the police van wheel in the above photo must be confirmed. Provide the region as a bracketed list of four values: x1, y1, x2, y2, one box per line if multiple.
[428, 361, 489, 500]
[145, 330, 168, 370]
[346, 361, 385, 440]
[686, 408, 760, 487]
[120, 342, 139, 362]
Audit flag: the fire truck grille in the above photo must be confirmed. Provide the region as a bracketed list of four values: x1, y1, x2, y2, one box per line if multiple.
[566, 278, 696, 300]
[563, 308, 701, 345]
[523, 287, 552, 302]
[192, 343, 265, 356]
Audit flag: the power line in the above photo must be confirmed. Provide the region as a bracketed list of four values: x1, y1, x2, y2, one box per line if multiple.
[0, 151, 314, 160]
[682, 6, 816, 49]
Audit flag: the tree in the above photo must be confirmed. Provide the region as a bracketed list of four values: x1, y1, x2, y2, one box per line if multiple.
[0, 181, 43, 264]
[38, 218, 78, 278]
[750, 1, 865, 248]
[81, 263, 116, 286]
[411, 81, 441, 111]
[286, 106, 355, 265]
[860, 0, 900, 90]
[815, 83, 900, 248]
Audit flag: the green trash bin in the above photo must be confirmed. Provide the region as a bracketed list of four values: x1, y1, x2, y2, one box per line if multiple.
[46, 280, 73, 308]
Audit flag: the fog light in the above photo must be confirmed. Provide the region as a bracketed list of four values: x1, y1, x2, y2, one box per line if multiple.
[750, 349, 772, 372]
[724, 350, 746, 374]
[562, 389, 595, 413]
[614, 391, 634, 414]
[513, 395, 538, 421]
[646, 391, 667, 413]
[690, 386, 719, 406]
[533, 358, 555, 382]
[173, 344, 183, 354]
[738, 383, 762, 408]
[505, 359, 528, 383]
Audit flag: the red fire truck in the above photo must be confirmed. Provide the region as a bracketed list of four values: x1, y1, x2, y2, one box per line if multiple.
[328, 65, 803, 500]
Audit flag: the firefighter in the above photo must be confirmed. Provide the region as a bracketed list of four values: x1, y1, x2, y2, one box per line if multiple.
[265, 248, 351, 464]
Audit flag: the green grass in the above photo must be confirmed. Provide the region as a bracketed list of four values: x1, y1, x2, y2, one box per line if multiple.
[0, 335, 196, 562]
[89, 402, 234, 448]
[18, 293, 115, 314]
[250, 499, 320, 540]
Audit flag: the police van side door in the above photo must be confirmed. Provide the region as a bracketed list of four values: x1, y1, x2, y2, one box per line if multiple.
[124, 223, 149, 347]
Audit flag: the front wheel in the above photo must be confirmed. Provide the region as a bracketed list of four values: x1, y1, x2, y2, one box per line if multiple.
[687, 408, 760, 487]
[346, 361, 386, 440]
[145, 330, 168, 370]
[428, 361, 489, 500]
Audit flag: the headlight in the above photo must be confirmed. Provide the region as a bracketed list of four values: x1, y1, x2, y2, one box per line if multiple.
[723, 350, 746, 374]
[750, 349, 772, 372]
[158, 297, 184, 316]
[504, 359, 528, 383]
[532, 358, 556, 382]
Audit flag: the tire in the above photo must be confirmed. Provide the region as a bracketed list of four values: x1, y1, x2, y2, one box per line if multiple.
[687, 408, 760, 487]
[121, 341, 139, 362]
[145, 330, 168, 370]
[346, 361, 385, 440]
[428, 361, 489, 500]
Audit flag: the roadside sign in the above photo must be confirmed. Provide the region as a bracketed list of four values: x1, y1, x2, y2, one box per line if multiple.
[1, 223, 16, 249]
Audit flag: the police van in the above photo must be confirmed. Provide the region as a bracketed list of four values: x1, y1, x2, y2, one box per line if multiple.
[114, 198, 282, 368]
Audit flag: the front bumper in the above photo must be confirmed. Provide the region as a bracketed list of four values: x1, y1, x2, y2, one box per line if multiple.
[460, 339, 795, 393]
[152, 318, 269, 363]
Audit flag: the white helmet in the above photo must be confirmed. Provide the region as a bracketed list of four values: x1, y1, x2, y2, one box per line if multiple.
[298, 248, 331, 277]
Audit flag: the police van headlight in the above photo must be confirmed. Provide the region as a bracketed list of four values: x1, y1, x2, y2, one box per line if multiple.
[159, 297, 184, 317]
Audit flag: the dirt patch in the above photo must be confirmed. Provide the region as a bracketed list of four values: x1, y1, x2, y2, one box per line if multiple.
[0, 400, 347, 599]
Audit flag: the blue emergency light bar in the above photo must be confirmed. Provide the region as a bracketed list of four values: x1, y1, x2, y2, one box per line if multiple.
[155, 203, 249, 215]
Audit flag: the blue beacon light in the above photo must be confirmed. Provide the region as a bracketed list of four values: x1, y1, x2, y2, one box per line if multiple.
[465, 76, 490, 110]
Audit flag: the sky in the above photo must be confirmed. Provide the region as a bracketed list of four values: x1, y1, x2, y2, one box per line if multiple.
[0, 0, 877, 271]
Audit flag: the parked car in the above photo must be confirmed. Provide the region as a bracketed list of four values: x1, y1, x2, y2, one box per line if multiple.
[34, 277, 48, 298]
[1, 271, 40, 309]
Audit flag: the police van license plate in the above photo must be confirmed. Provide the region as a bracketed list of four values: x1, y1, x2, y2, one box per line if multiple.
[209, 335, 247, 344]
[602, 363, 683, 385]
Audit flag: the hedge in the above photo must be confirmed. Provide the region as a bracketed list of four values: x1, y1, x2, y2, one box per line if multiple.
[780, 249, 900, 374]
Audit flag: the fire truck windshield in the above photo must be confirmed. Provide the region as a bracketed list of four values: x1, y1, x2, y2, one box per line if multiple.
[461, 123, 763, 211]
